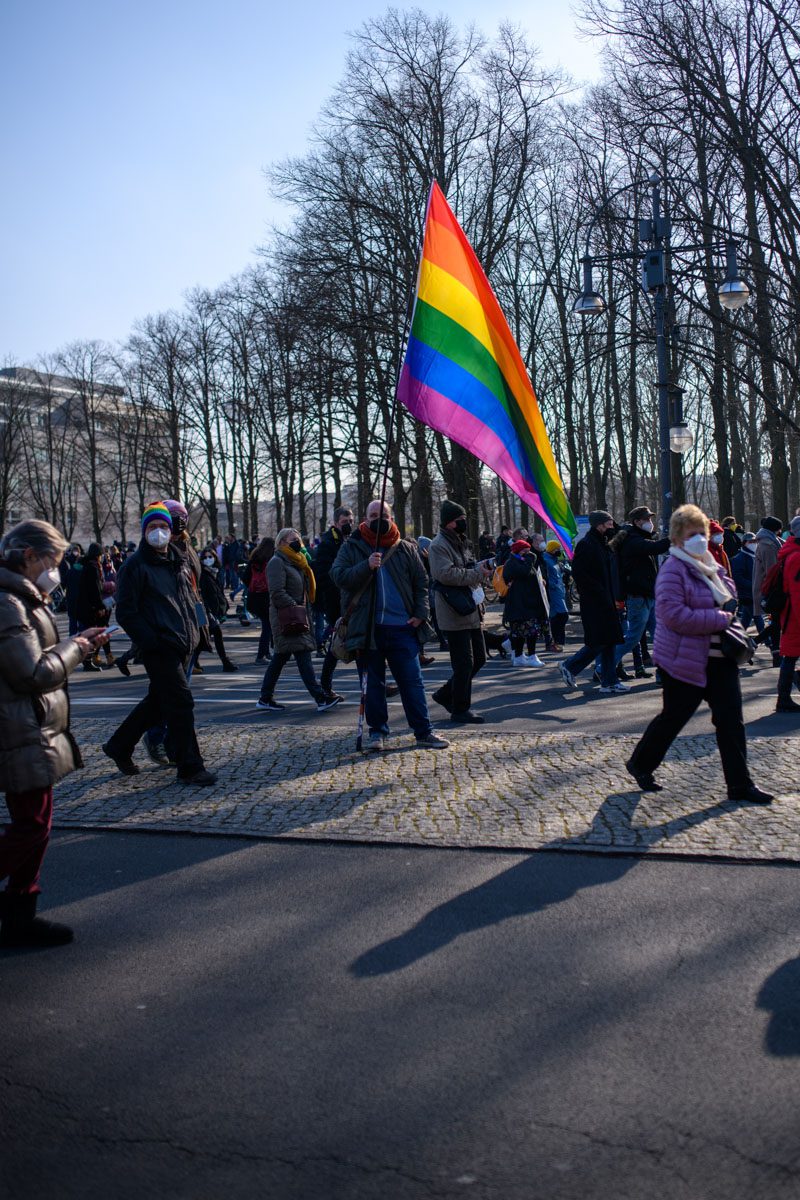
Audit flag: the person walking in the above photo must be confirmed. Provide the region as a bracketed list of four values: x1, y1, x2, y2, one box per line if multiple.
[708, 521, 732, 574]
[428, 499, 491, 724]
[256, 529, 339, 713]
[754, 516, 784, 666]
[626, 504, 772, 802]
[559, 511, 627, 695]
[611, 505, 670, 677]
[501, 538, 550, 667]
[331, 499, 448, 751]
[76, 542, 114, 671]
[243, 537, 275, 664]
[0, 519, 110, 946]
[731, 533, 761, 636]
[315, 506, 355, 703]
[102, 503, 216, 786]
[199, 550, 238, 672]
[542, 540, 568, 649]
[721, 516, 743, 562]
[775, 515, 800, 713]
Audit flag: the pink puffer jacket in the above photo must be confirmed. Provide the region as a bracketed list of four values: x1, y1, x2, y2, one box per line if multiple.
[653, 555, 735, 687]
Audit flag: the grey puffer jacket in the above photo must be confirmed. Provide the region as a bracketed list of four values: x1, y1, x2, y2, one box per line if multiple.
[428, 528, 484, 631]
[268, 551, 316, 654]
[0, 567, 84, 792]
[753, 527, 782, 609]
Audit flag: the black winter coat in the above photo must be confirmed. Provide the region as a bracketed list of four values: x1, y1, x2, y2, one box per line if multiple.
[312, 526, 347, 622]
[572, 529, 624, 646]
[613, 524, 670, 599]
[199, 566, 228, 621]
[116, 541, 200, 660]
[76, 554, 106, 628]
[502, 552, 549, 623]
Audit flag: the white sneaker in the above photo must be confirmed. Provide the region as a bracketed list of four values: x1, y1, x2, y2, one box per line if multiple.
[512, 654, 527, 666]
[524, 654, 545, 668]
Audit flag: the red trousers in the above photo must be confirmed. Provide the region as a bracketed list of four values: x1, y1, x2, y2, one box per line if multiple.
[0, 787, 53, 894]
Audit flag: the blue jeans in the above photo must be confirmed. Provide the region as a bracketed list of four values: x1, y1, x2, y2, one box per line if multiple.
[566, 642, 616, 688]
[737, 604, 764, 634]
[365, 625, 433, 738]
[615, 597, 655, 665]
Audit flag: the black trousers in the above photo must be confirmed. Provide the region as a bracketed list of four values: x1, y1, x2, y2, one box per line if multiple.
[629, 658, 750, 792]
[436, 628, 487, 715]
[107, 652, 203, 779]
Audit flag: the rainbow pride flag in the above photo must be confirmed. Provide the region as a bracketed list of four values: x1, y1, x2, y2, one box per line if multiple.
[398, 181, 577, 554]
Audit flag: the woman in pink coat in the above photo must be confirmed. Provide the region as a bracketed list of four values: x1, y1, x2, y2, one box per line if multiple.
[775, 516, 800, 712]
[626, 504, 772, 803]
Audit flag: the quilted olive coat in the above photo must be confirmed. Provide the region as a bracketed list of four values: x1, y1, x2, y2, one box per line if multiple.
[0, 566, 84, 791]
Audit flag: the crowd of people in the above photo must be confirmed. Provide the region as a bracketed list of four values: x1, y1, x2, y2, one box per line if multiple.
[0, 493, 799, 947]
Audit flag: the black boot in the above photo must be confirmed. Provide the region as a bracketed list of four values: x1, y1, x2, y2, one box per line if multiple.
[0, 892, 73, 948]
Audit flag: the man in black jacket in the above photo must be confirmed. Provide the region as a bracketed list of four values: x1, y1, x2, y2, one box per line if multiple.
[611, 505, 670, 677]
[314, 506, 354, 700]
[559, 511, 626, 694]
[101, 503, 216, 786]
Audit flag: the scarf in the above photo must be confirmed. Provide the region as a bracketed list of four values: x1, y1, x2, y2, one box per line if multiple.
[669, 546, 733, 606]
[278, 545, 316, 603]
[358, 521, 401, 549]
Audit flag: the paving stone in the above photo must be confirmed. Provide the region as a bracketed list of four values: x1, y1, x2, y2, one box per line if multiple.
[50, 716, 800, 860]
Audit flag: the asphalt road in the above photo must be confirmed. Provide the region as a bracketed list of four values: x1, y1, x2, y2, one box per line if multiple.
[3, 831, 800, 1200]
[63, 618, 799, 741]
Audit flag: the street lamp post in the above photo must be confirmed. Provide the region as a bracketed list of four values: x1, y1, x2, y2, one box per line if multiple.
[573, 170, 750, 533]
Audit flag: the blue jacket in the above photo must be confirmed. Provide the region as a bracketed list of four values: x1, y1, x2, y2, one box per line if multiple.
[731, 548, 755, 605]
[541, 552, 568, 614]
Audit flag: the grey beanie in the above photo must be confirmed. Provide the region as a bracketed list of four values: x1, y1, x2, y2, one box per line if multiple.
[790, 515, 800, 537]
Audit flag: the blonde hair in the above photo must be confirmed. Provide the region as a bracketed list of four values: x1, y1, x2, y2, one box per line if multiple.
[669, 504, 710, 545]
[275, 528, 299, 547]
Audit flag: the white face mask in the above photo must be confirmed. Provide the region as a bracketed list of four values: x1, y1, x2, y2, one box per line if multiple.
[683, 533, 708, 558]
[202, 557, 216, 567]
[711, 533, 724, 545]
[641, 521, 654, 534]
[36, 566, 61, 593]
[146, 528, 171, 549]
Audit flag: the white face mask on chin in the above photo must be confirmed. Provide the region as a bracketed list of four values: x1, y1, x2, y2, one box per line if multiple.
[683, 533, 708, 558]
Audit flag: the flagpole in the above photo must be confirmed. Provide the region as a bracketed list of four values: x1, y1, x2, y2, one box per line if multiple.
[354, 180, 433, 753]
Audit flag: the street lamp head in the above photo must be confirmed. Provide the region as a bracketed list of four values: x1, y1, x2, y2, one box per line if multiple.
[669, 421, 694, 455]
[573, 255, 606, 316]
[718, 240, 750, 311]
[717, 278, 751, 311]
[572, 291, 606, 316]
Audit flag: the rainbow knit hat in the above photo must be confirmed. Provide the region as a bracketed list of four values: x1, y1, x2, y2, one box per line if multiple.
[141, 502, 172, 535]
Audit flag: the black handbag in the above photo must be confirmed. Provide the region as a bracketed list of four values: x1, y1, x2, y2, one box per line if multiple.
[719, 617, 755, 667]
[435, 582, 477, 616]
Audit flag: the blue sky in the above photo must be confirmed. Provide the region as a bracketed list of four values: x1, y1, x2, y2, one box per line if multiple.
[1, 0, 601, 363]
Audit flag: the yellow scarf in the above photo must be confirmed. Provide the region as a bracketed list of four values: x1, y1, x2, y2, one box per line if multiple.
[279, 545, 316, 604]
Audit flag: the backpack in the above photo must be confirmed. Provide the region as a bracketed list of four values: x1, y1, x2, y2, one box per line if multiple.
[249, 561, 269, 594]
[761, 559, 787, 618]
[492, 563, 509, 598]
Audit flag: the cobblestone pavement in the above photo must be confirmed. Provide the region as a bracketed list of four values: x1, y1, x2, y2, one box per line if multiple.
[55, 712, 800, 860]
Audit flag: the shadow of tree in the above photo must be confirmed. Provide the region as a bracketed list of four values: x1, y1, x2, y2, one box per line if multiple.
[350, 788, 746, 977]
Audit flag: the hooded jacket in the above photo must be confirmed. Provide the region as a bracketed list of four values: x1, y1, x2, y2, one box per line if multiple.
[0, 567, 84, 790]
[115, 540, 200, 660]
[753, 527, 782, 604]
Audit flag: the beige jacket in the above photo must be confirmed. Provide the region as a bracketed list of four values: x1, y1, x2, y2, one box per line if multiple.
[0, 567, 84, 792]
[428, 529, 484, 631]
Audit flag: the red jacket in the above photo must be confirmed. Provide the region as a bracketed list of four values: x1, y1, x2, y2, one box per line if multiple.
[778, 537, 800, 657]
